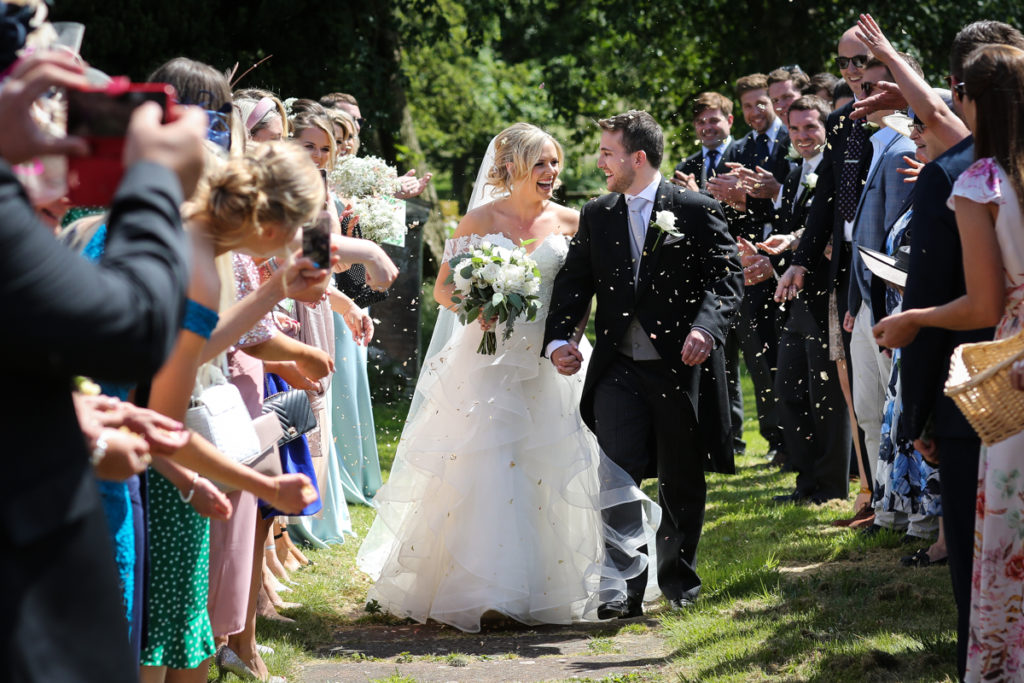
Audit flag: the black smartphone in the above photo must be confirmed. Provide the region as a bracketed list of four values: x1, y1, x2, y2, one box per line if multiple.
[302, 211, 332, 269]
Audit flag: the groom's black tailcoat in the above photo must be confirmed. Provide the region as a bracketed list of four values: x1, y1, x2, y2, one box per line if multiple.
[544, 178, 743, 601]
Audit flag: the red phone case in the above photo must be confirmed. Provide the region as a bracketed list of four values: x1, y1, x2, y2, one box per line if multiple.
[67, 80, 177, 207]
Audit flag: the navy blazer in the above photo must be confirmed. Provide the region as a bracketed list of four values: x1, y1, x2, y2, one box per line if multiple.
[0, 160, 189, 545]
[675, 144, 732, 190]
[724, 125, 795, 242]
[899, 137, 993, 442]
[791, 101, 874, 290]
[775, 164, 829, 330]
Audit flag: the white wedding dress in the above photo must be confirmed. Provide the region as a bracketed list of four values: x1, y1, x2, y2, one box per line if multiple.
[357, 232, 660, 633]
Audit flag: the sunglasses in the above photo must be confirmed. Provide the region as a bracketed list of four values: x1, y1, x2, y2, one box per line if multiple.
[911, 116, 926, 134]
[835, 55, 869, 70]
[205, 104, 233, 151]
[778, 63, 805, 76]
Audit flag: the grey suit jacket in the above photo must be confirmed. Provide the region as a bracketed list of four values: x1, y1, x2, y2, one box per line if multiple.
[848, 130, 916, 320]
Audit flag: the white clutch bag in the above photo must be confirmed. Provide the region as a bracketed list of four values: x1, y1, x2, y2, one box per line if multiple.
[185, 359, 262, 473]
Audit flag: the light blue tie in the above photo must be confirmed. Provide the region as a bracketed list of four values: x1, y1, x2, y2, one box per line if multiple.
[626, 196, 648, 285]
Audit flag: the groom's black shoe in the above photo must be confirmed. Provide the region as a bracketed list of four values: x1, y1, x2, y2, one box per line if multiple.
[597, 597, 643, 619]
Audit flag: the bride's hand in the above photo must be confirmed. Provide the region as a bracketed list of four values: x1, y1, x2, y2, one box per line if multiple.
[478, 315, 498, 332]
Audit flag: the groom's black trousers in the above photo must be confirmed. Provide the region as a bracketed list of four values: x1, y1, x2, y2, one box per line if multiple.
[592, 355, 705, 603]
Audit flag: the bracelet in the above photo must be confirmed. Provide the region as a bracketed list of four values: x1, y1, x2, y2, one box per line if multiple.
[179, 472, 200, 504]
[90, 429, 112, 467]
[859, 486, 871, 495]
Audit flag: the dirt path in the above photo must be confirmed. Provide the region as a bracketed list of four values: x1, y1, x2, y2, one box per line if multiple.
[299, 616, 670, 682]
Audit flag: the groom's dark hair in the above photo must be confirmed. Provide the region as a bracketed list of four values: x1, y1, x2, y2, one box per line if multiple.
[598, 111, 664, 169]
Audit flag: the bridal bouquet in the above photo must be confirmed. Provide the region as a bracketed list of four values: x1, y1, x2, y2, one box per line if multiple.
[446, 240, 542, 354]
[329, 155, 406, 245]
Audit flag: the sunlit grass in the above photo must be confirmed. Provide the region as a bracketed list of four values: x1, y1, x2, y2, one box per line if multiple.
[232, 366, 959, 682]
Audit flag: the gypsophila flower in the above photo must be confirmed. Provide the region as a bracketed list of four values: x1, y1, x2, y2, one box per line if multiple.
[348, 195, 407, 245]
[329, 155, 401, 199]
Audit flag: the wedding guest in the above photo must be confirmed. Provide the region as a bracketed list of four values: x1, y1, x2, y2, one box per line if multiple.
[875, 42, 1024, 682]
[870, 96, 950, 567]
[672, 91, 734, 191]
[0, 46, 206, 681]
[755, 96, 852, 504]
[841, 54, 917, 529]
[234, 89, 288, 142]
[709, 73, 792, 464]
[320, 91, 432, 198]
[767, 66, 810, 126]
[832, 81, 854, 111]
[671, 91, 742, 457]
[775, 25, 877, 502]
[863, 16, 1024, 678]
[805, 72, 839, 100]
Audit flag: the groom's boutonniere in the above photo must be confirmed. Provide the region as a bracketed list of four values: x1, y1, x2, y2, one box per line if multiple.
[802, 172, 818, 192]
[652, 210, 683, 249]
[863, 121, 881, 135]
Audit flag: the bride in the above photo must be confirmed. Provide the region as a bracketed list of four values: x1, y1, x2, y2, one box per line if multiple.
[356, 123, 659, 632]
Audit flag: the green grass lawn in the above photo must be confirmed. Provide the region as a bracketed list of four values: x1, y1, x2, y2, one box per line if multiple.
[241, 370, 958, 683]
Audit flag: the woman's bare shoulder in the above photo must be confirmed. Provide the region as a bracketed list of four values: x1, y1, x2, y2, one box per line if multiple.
[549, 202, 580, 236]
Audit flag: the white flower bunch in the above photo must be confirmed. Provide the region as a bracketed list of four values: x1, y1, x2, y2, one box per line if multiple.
[348, 196, 406, 245]
[329, 155, 401, 199]
[447, 240, 542, 354]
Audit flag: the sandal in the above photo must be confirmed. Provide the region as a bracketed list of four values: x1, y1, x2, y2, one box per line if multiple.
[900, 547, 948, 568]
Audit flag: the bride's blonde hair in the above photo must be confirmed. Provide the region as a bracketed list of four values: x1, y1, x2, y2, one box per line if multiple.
[485, 123, 564, 196]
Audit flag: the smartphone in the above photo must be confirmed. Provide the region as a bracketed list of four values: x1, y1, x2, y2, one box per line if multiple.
[302, 212, 332, 269]
[66, 80, 177, 206]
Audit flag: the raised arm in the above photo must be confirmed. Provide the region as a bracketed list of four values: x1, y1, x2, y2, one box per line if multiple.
[853, 14, 969, 150]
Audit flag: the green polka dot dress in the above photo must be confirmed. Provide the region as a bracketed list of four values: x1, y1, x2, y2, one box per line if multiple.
[140, 471, 216, 668]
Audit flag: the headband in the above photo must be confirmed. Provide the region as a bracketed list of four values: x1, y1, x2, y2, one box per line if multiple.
[245, 97, 276, 132]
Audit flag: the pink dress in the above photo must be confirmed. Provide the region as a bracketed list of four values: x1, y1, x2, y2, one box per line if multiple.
[206, 253, 277, 637]
[950, 158, 1024, 681]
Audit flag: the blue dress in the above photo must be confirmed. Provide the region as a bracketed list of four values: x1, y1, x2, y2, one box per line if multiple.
[258, 372, 322, 518]
[83, 225, 143, 658]
[331, 310, 382, 506]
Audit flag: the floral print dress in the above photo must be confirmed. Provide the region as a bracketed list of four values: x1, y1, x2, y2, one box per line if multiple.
[952, 158, 1024, 682]
[874, 208, 942, 523]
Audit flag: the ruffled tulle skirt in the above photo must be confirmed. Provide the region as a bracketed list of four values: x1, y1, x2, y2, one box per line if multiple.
[356, 319, 659, 633]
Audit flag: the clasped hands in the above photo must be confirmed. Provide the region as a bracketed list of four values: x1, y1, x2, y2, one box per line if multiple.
[707, 163, 781, 210]
[549, 327, 713, 374]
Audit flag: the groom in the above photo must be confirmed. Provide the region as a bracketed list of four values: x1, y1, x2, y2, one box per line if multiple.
[544, 111, 743, 616]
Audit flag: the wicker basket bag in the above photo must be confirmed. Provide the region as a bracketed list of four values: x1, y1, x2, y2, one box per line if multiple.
[944, 328, 1024, 446]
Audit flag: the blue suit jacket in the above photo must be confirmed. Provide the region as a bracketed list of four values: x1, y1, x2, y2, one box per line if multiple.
[898, 136, 993, 442]
[848, 130, 916, 320]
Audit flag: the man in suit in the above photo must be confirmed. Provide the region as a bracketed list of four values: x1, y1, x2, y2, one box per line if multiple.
[767, 66, 811, 126]
[844, 56, 917, 530]
[775, 27, 875, 494]
[672, 91, 734, 191]
[708, 74, 794, 462]
[751, 96, 853, 503]
[545, 110, 743, 617]
[671, 92, 744, 458]
[0, 52, 207, 682]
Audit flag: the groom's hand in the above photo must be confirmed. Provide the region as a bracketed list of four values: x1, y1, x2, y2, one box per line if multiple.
[551, 342, 583, 376]
[680, 328, 712, 366]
